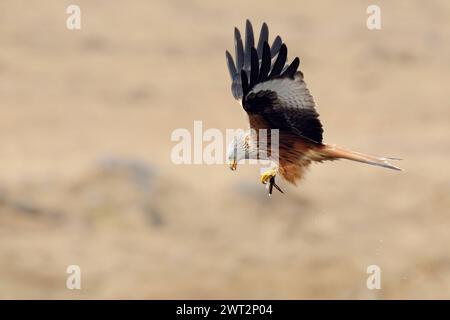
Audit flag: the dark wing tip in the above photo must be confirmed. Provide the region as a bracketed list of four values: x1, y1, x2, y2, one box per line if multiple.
[249, 47, 259, 87]
[234, 27, 241, 39]
[245, 18, 253, 29]
[256, 22, 269, 56]
[258, 41, 271, 82]
[234, 27, 244, 70]
[244, 20, 255, 69]
[228, 21, 303, 102]
[245, 20, 254, 44]
[241, 70, 249, 99]
[281, 57, 300, 79]
[269, 43, 288, 79]
[225, 50, 237, 80]
[271, 36, 282, 57]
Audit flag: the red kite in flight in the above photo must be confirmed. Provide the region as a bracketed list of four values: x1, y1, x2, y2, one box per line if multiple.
[225, 20, 401, 195]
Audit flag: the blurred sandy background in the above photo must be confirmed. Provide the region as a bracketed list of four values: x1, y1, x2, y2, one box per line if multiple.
[0, 0, 449, 299]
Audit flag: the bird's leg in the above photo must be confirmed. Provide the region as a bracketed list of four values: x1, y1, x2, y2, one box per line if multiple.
[269, 176, 284, 195]
[260, 166, 284, 196]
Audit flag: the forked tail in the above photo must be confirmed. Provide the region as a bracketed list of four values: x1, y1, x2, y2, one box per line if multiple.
[320, 144, 403, 171]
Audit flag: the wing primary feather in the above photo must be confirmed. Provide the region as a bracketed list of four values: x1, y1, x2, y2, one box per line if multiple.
[270, 36, 282, 57]
[244, 20, 254, 69]
[225, 50, 237, 80]
[241, 70, 249, 98]
[249, 47, 259, 87]
[234, 27, 244, 70]
[256, 22, 269, 57]
[269, 43, 287, 78]
[281, 57, 300, 78]
[258, 42, 271, 82]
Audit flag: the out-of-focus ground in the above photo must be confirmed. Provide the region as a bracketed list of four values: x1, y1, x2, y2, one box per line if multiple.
[0, 0, 449, 299]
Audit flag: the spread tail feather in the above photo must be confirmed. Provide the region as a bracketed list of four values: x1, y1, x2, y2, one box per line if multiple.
[320, 144, 403, 171]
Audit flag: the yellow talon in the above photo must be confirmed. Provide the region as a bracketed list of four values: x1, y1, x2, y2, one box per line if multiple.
[260, 168, 277, 184]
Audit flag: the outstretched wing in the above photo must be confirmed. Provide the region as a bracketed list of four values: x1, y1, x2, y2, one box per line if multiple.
[225, 20, 323, 144]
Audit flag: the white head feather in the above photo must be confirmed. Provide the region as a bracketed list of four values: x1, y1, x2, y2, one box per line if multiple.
[226, 131, 251, 169]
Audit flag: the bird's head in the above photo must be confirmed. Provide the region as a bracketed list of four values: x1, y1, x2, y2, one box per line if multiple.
[226, 132, 249, 171]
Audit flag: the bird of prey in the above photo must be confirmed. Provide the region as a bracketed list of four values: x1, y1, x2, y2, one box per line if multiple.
[225, 20, 401, 195]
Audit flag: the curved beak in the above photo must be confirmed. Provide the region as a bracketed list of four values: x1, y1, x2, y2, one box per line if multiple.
[229, 159, 237, 171]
